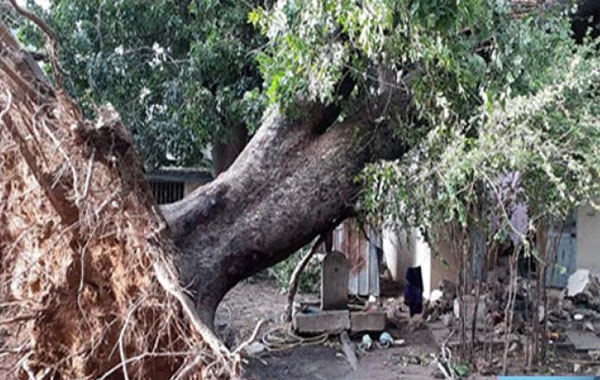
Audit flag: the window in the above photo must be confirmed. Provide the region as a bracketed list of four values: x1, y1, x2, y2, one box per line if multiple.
[150, 181, 184, 204]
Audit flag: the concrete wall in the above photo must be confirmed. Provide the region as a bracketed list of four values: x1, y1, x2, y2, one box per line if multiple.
[383, 205, 600, 296]
[577, 205, 600, 271]
[382, 227, 458, 299]
[382, 228, 417, 285]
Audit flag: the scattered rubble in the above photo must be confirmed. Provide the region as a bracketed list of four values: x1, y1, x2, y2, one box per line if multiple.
[565, 330, 600, 351]
[566, 270, 600, 311]
[242, 342, 267, 356]
[453, 295, 487, 327]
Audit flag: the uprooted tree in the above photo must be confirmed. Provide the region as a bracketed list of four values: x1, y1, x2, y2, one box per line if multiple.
[2, 0, 600, 379]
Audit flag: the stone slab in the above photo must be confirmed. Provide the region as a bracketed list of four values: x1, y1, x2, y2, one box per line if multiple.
[453, 295, 487, 328]
[350, 311, 386, 332]
[566, 330, 600, 351]
[293, 310, 350, 334]
[428, 321, 452, 347]
[321, 251, 349, 310]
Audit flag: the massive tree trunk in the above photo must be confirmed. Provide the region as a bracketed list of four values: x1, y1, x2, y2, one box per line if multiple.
[163, 102, 406, 323]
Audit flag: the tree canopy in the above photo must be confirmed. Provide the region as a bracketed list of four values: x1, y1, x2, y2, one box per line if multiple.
[15, 0, 600, 248]
[245, 0, 600, 248]
[16, 0, 265, 169]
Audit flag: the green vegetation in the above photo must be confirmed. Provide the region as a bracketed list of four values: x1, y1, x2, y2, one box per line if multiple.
[246, 0, 600, 252]
[15, 0, 600, 303]
[257, 248, 321, 293]
[18, 0, 265, 169]
[356, 3, 600, 257]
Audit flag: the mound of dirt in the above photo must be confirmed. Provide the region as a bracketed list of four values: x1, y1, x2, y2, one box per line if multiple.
[0, 16, 234, 380]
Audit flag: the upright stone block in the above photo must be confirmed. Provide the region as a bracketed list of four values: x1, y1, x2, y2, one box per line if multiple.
[321, 251, 349, 310]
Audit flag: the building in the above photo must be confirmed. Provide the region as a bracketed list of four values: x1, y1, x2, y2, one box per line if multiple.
[383, 205, 598, 299]
[576, 204, 600, 272]
[147, 167, 212, 204]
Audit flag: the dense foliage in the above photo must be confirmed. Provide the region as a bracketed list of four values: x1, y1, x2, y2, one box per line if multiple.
[13, 0, 600, 254]
[356, 3, 600, 254]
[250, 0, 600, 251]
[257, 247, 321, 293]
[17, 0, 265, 169]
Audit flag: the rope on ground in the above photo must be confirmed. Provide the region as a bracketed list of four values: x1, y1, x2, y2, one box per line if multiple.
[261, 324, 329, 352]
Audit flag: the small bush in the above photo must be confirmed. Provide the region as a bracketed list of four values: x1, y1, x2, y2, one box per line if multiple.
[254, 247, 321, 293]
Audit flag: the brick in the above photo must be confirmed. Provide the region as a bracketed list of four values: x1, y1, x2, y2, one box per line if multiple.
[350, 311, 386, 332]
[293, 310, 350, 334]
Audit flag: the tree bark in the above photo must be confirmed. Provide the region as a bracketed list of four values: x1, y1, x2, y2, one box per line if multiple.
[162, 102, 407, 324]
[211, 122, 248, 175]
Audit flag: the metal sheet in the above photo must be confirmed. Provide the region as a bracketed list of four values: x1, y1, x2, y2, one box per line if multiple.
[546, 231, 577, 288]
[333, 220, 380, 297]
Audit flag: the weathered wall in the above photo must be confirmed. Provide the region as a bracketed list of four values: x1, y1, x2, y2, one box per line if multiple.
[382, 227, 415, 285]
[184, 181, 204, 196]
[577, 204, 600, 271]
[382, 227, 459, 299]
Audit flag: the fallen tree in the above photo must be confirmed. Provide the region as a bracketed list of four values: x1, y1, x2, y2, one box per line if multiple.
[0, 12, 238, 378]
[2, 0, 600, 379]
[160, 94, 408, 324]
[0, 3, 405, 377]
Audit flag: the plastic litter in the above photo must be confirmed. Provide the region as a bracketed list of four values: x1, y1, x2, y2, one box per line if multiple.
[378, 332, 393, 348]
[358, 334, 373, 351]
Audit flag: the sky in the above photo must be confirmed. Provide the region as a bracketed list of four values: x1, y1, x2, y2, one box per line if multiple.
[16, 0, 50, 10]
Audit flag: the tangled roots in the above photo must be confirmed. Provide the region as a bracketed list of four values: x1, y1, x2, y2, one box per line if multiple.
[0, 16, 237, 380]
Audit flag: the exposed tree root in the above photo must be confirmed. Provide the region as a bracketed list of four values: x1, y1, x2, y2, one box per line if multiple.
[0, 16, 237, 380]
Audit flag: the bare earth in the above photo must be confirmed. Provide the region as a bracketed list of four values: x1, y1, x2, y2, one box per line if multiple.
[217, 281, 493, 380]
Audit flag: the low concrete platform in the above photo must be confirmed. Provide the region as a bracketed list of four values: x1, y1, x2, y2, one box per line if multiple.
[293, 310, 350, 334]
[350, 311, 386, 332]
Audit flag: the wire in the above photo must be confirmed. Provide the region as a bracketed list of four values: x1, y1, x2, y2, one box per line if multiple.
[261, 325, 329, 352]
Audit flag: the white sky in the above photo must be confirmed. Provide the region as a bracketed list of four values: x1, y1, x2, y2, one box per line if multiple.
[16, 0, 50, 10]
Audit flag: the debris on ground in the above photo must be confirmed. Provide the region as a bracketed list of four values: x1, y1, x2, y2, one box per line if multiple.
[358, 334, 373, 351]
[378, 331, 393, 348]
[242, 342, 267, 356]
[453, 295, 487, 327]
[339, 331, 358, 370]
[567, 270, 600, 311]
[565, 330, 600, 351]
[221, 274, 600, 379]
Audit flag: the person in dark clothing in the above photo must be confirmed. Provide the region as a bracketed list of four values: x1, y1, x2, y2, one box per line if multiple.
[404, 266, 424, 317]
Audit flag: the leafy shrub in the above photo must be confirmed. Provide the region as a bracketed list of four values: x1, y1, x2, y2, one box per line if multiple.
[254, 247, 321, 293]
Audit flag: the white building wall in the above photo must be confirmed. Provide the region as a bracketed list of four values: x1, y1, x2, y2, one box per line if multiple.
[577, 205, 600, 271]
[382, 227, 434, 299]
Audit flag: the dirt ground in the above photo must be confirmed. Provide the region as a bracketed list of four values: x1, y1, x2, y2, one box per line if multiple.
[217, 281, 493, 380]
[217, 279, 600, 379]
